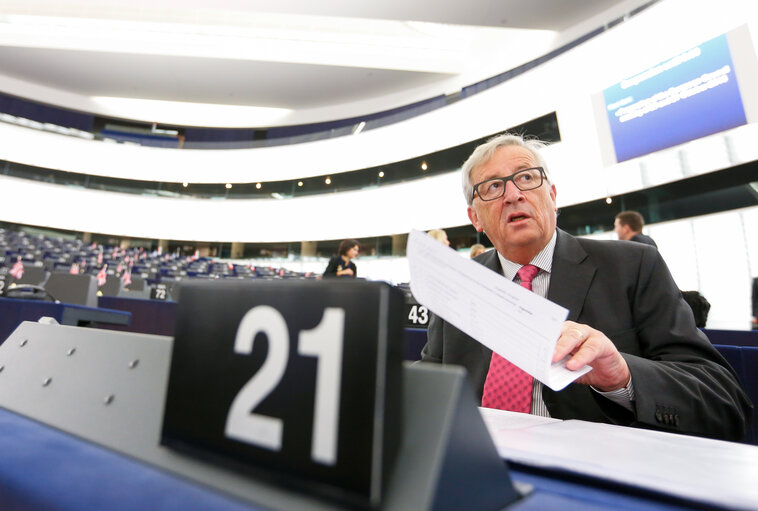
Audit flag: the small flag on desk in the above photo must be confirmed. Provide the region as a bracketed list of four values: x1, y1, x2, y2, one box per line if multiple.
[121, 268, 132, 287]
[9, 259, 24, 279]
[96, 264, 108, 287]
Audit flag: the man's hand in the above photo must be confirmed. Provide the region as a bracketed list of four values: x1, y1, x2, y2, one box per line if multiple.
[553, 321, 631, 391]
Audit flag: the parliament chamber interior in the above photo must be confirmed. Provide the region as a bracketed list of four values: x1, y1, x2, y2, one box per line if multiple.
[2, 0, 758, 509]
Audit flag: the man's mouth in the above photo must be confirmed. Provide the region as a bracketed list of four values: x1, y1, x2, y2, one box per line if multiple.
[508, 214, 529, 223]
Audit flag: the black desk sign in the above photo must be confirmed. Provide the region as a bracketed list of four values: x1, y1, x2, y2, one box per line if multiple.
[404, 302, 429, 328]
[150, 283, 168, 300]
[162, 279, 403, 509]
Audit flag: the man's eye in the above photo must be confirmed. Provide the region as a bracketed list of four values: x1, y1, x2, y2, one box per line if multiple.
[517, 173, 533, 183]
[487, 181, 502, 192]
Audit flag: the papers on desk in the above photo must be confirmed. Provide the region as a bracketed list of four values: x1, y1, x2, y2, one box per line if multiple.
[407, 229, 590, 391]
[479, 408, 758, 510]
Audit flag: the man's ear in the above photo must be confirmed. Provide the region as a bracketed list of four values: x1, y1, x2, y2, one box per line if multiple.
[550, 184, 557, 212]
[467, 205, 483, 232]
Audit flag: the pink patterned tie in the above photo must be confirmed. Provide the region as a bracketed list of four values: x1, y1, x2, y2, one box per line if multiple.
[481, 264, 540, 413]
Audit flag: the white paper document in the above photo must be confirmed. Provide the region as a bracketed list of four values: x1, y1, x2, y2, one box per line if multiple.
[480, 409, 758, 510]
[407, 229, 590, 390]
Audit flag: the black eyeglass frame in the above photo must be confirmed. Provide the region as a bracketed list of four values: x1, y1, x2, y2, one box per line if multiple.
[472, 167, 546, 202]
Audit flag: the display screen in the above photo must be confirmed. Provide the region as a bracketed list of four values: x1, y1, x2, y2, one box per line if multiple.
[601, 33, 747, 163]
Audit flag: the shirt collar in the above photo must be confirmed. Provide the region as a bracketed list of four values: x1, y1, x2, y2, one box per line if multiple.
[497, 230, 557, 280]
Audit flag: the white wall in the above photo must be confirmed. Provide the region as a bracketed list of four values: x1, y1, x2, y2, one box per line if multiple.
[0, 171, 469, 242]
[2, 0, 758, 329]
[1, 0, 757, 187]
[1, 0, 756, 243]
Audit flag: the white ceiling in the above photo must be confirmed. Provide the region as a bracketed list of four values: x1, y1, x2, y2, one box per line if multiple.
[0, 0, 653, 126]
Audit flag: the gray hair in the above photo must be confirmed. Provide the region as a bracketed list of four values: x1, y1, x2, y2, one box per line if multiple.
[461, 133, 552, 205]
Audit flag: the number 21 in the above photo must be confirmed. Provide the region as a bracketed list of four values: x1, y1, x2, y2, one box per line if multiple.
[225, 306, 345, 466]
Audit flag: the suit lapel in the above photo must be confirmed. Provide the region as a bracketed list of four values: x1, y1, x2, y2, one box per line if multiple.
[547, 230, 596, 321]
[478, 248, 502, 274]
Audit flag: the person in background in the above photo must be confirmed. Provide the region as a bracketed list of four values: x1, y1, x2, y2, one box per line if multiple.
[427, 229, 450, 246]
[421, 132, 751, 442]
[470, 243, 486, 259]
[323, 239, 359, 278]
[614, 211, 657, 247]
[681, 290, 711, 328]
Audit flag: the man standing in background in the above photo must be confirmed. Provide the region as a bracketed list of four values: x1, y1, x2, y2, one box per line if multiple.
[614, 210, 657, 247]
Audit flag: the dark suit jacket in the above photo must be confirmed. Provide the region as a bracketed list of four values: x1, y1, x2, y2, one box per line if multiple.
[421, 229, 752, 441]
[630, 232, 657, 248]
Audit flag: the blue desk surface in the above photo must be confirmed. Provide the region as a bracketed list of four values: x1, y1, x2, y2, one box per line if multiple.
[0, 408, 700, 511]
[97, 295, 176, 336]
[0, 297, 131, 345]
[712, 343, 758, 445]
[703, 328, 758, 347]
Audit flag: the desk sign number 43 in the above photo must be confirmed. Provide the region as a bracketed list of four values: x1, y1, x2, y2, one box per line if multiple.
[161, 280, 402, 508]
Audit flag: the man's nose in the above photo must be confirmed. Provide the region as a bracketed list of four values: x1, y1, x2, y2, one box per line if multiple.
[502, 180, 524, 203]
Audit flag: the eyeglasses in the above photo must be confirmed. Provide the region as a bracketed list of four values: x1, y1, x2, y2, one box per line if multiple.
[472, 167, 545, 202]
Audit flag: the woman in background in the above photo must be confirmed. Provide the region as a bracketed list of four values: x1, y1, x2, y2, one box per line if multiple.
[469, 243, 486, 259]
[427, 229, 450, 246]
[323, 239, 360, 278]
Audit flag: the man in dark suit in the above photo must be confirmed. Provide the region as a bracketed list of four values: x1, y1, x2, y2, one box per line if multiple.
[421, 133, 751, 442]
[614, 210, 657, 247]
